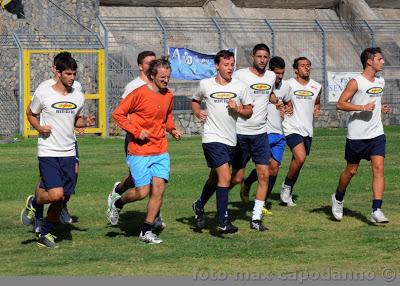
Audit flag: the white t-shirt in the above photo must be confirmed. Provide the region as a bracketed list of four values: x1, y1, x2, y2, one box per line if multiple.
[192, 77, 253, 146]
[35, 78, 82, 94]
[30, 86, 85, 157]
[266, 79, 291, 135]
[347, 74, 385, 139]
[282, 78, 322, 137]
[233, 68, 276, 135]
[121, 77, 147, 99]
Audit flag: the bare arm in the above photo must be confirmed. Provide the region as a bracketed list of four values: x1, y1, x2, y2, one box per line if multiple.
[26, 103, 52, 136]
[314, 92, 321, 118]
[336, 79, 375, 112]
[192, 99, 208, 122]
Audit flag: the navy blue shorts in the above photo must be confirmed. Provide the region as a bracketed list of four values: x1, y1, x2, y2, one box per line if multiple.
[74, 141, 79, 164]
[232, 133, 270, 169]
[38, 156, 77, 196]
[345, 134, 386, 164]
[202, 142, 235, 169]
[286, 134, 313, 156]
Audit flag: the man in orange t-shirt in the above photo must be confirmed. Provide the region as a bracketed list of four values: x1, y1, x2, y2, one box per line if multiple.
[110, 58, 182, 244]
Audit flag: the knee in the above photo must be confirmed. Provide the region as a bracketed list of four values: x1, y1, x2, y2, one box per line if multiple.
[230, 174, 243, 186]
[218, 174, 231, 187]
[345, 168, 357, 178]
[48, 190, 64, 202]
[269, 166, 279, 177]
[372, 164, 384, 176]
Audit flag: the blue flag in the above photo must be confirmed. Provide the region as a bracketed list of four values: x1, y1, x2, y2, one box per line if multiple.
[169, 47, 225, 80]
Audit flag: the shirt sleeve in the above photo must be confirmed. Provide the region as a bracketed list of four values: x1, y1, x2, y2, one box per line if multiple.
[192, 80, 205, 102]
[112, 92, 143, 138]
[165, 95, 175, 133]
[29, 92, 42, 114]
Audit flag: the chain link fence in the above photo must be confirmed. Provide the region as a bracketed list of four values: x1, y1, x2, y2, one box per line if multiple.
[101, 17, 400, 120]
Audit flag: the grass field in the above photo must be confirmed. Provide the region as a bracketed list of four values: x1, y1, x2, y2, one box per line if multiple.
[1, 127, 400, 276]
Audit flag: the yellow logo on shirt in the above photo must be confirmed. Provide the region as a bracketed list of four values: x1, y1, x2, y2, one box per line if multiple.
[294, 90, 314, 97]
[250, 83, 271, 91]
[366, 87, 383, 95]
[210, 92, 237, 99]
[52, 102, 77, 110]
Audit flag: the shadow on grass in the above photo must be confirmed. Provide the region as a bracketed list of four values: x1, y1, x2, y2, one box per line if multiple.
[175, 202, 250, 238]
[21, 221, 87, 245]
[105, 210, 146, 238]
[310, 205, 379, 226]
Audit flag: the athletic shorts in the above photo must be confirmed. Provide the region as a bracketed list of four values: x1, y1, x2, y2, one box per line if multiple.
[126, 153, 170, 188]
[286, 133, 313, 156]
[202, 142, 235, 169]
[345, 134, 386, 164]
[232, 133, 270, 169]
[38, 156, 77, 196]
[268, 133, 286, 164]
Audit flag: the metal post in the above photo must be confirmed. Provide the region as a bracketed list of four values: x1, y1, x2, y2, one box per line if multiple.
[97, 16, 109, 135]
[364, 20, 375, 47]
[212, 17, 223, 50]
[156, 17, 168, 55]
[13, 33, 24, 135]
[264, 19, 275, 56]
[315, 20, 328, 106]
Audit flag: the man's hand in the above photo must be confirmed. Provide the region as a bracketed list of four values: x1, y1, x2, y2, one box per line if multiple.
[171, 129, 183, 141]
[138, 129, 150, 140]
[313, 106, 321, 118]
[85, 115, 96, 127]
[227, 99, 238, 113]
[198, 110, 208, 122]
[381, 104, 391, 114]
[363, 100, 376, 112]
[38, 125, 52, 137]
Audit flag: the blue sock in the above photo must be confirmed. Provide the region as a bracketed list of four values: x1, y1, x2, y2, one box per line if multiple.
[63, 195, 70, 206]
[216, 186, 229, 225]
[244, 169, 258, 188]
[196, 181, 215, 209]
[372, 199, 382, 211]
[335, 187, 346, 201]
[40, 219, 53, 235]
[284, 176, 295, 187]
[32, 197, 43, 219]
[267, 175, 277, 200]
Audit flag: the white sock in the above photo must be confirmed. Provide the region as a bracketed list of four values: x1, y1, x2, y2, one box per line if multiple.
[252, 200, 265, 221]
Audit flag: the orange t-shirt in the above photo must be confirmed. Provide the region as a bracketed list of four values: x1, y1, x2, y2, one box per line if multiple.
[112, 84, 175, 156]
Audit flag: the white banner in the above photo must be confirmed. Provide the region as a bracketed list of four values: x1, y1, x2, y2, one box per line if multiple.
[327, 71, 359, 102]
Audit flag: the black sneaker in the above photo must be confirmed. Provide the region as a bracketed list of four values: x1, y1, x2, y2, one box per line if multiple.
[192, 202, 205, 229]
[218, 221, 238, 234]
[250, 220, 268, 232]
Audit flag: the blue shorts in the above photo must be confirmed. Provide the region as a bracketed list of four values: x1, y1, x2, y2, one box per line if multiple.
[286, 133, 313, 156]
[202, 142, 235, 169]
[345, 134, 386, 164]
[38, 156, 77, 196]
[232, 133, 270, 169]
[268, 133, 286, 164]
[126, 153, 170, 188]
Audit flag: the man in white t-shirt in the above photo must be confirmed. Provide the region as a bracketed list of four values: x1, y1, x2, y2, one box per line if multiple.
[280, 57, 322, 207]
[21, 56, 95, 248]
[191, 50, 253, 234]
[241, 56, 291, 214]
[21, 52, 83, 233]
[107, 51, 165, 229]
[332, 47, 390, 223]
[229, 44, 281, 232]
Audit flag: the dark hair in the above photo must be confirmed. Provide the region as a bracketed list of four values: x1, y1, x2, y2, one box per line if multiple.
[292, 57, 311, 69]
[360, 47, 382, 69]
[147, 57, 171, 78]
[137, 51, 156, 65]
[53, 51, 72, 65]
[55, 56, 78, 72]
[252, 43, 270, 55]
[214, 50, 235, 64]
[269, 56, 285, 70]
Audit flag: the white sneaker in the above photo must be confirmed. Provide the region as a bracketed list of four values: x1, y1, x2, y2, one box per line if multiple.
[331, 193, 343, 221]
[370, 208, 389, 223]
[59, 206, 73, 224]
[106, 194, 121, 226]
[286, 196, 297, 207]
[139, 230, 162, 244]
[108, 181, 121, 207]
[280, 183, 291, 204]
